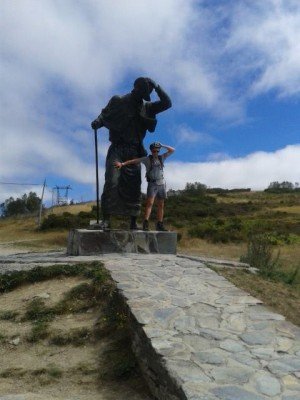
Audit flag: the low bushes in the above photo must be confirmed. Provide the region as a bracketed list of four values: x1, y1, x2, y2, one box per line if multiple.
[240, 234, 300, 285]
[40, 210, 96, 230]
[188, 218, 243, 243]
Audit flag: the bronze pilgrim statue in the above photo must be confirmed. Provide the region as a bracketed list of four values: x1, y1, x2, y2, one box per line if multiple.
[91, 77, 172, 229]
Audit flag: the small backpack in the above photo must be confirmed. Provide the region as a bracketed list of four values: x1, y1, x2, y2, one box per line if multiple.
[146, 155, 164, 182]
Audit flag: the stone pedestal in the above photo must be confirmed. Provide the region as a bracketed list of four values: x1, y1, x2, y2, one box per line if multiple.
[67, 229, 177, 255]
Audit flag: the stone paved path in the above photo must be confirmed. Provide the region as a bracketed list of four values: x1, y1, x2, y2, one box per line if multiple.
[1, 251, 300, 400]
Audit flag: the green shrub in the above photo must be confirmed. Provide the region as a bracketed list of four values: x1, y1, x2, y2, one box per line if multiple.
[23, 298, 55, 322]
[0, 263, 98, 293]
[0, 311, 19, 321]
[188, 217, 243, 243]
[49, 328, 91, 346]
[40, 209, 96, 230]
[27, 321, 50, 342]
[241, 234, 300, 285]
[47, 366, 63, 378]
[240, 234, 281, 278]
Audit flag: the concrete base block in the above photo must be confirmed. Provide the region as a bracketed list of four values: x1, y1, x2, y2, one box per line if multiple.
[67, 229, 177, 255]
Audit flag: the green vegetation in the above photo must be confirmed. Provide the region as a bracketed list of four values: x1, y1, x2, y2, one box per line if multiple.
[27, 320, 50, 343]
[1, 186, 299, 329]
[0, 262, 153, 397]
[0, 191, 41, 217]
[0, 310, 19, 321]
[40, 210, 96, 230]
[165, 190, 300, 246]
[1, 366, 63, 379]
[0, 333, 6, 342]
[46, 365, 63, 379]
[166, 185, 300, 298]
[265, 181, 300, 193]
[240, 234, 300, 285]
[49, 327, 91, 346]
[24, 298, 55, 322]
[0, 263, 98, 293]
[0, 262, 129, 345]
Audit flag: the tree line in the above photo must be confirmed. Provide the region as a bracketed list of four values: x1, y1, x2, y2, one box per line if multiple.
[265, 181, 300, 193]
[0, 192, 41, 217]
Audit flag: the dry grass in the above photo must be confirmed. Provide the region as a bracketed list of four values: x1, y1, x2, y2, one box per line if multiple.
[46, 202, 95, 216]
[215, 268, 300, 326]
[0, 216, 68, 251]
[0, 202, 95, 251]
[278, 244, 300, 268]
[212, 192, 255, 204]
[272, 205, 300, 214]
[178, 233, 300, 270]
[0, 265, 152, 399]
[178, 235, 247, 261]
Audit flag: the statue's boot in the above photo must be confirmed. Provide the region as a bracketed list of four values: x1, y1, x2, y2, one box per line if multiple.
[130, 216, 139, 230]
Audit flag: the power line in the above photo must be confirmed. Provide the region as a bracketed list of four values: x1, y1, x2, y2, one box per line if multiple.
[0, 182, 43, 186]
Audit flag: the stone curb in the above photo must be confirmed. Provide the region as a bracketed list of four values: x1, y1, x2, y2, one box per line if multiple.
[177, 253, 251, 268]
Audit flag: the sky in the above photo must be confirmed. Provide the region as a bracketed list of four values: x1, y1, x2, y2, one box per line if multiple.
[1, 0, 300, 205]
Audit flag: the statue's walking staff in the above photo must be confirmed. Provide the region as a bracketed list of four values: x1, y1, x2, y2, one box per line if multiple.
[93, 128, 100, 225]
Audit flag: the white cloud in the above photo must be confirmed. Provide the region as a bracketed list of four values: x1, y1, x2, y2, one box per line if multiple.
[206, 152, 231, 162]
[165, 144, 300, 190]
[1, 0, 300, 203]
[176, 125, 216, 145]
[226, 0, 300, 97]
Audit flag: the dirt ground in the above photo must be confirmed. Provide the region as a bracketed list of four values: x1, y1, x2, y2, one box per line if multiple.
[0, 242, 32, 256]
[0, 246, 153, 399]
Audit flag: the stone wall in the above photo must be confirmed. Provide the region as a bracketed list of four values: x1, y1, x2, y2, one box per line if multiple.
[117, 290, 187, 400]
[67, 229, 177, 255]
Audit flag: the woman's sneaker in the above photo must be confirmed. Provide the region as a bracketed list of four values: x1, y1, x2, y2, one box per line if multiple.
[143, 220, 149, 231]
[156, 221, 167, 231]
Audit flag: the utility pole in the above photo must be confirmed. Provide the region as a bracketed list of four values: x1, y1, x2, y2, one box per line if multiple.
[38, 179, 46, 228]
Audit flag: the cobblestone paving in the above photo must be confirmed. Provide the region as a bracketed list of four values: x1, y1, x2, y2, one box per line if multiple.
[1, 252, 300, 400]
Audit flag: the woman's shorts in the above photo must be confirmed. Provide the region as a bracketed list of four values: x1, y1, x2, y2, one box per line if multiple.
[147, 182, 167, 199]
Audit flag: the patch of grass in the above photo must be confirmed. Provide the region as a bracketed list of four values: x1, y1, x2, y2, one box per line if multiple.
[31, 368, 47, 376]
[40, 210, 96, 230]
[23, 298, 55, 322]
[188, 217, 244, 243]
[240, 234, 281, 277]
[54, 281, 100, 314]
[215, 268, 300, 326]
[0, 262, 117, 346]
[0, 368, 26, 378]
[65, 282, 92, 299]
[74, 362, 97, 375]
[240, 235, 300, 286]
[0, 262, 104, 293]
[29, 366, 63, 379]
[47, 365, 63, 379]
[0, 332, 7, 342]
[0, 310, 19, 321]
[27, 320, 50, 343]
[49, 327, 91, 346]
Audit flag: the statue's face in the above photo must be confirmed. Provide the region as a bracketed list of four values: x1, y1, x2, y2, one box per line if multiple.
[134, 77, 153, 101]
